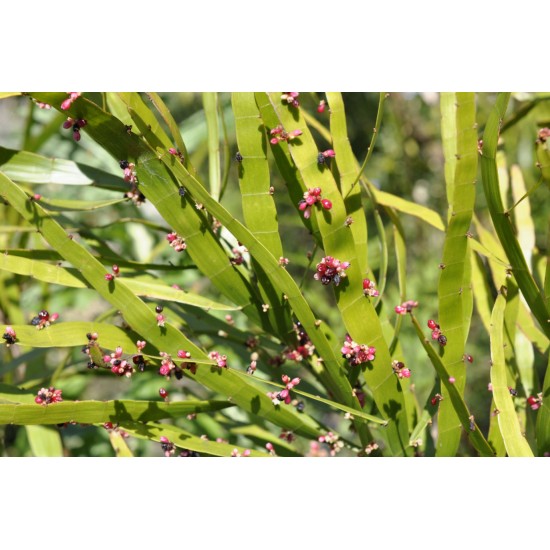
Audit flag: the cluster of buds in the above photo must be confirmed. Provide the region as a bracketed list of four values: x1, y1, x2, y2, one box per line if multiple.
[34, 100, 51, 109]
[394, 300, 419, 315]
[392, 360, 411, 379]
[60, 92, 81, 111]
[160, 436, 176, 457]
[30, 310, 59, 330]
[2, 326, 17, 346]
[267, 374, 301, 405]
[35, 386, 63, 405]
[209, 350, 227, 368]
[527, 394, 543, 411]
[284, 321, 315, 363]
[341, 334, 376, 367]
[168, 147, 185, 162]
[279, 430, 295, 443]
[104, 346, 135, 377]
[166, 232, 187, 252]
[427, 319, 447, 346]
[231, 448, 251, 457]
[298, 187, 332, 219]
[362, 278, 379, 298]
[317, 99, 326, 113]
[269, 125, 302, 145]
[104, 264, 120, 281]
[430, 393, 444, 406]
[281, 92, 299, 108]
[119, 160, 137, 185]
[318, 432, 344, 456]
[230, 243, 247, 266]
[364, 441, 380, 455]
[314, 256, 350, 286]
[317, 149, 336, 165]
[159, 352, 182, 379]
[62, 117, 87, 142]
[155, 305, 165, 327]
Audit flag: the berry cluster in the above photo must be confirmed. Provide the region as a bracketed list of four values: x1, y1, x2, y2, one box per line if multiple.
[298, 187, 332, 219]
[104, 346, 135, 377]
[35, 386, 63, 405]
[269, 125, 302, 145]
[104, 264, 120, 281]
[314, 256, 350, 286]
[160, 436, 176, 457]
[341, 334, 376, 367]
[267, 374, 301, 405]
[30, 310, 59, 330]
[2, 326, 17, 346]
[392, 360, 411, 379]
[62, 117, 87, 142]
[427, 319, 447, 346]
[166, 232, 187, 252]
[362, 278, 379, 298]
[281, 92, 299, 108]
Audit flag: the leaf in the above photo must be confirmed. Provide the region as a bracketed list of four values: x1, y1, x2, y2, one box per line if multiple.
[0, 146, 125, 191]
[489, 291, 534, 456]
[481, 93, 550, 339]
[0, 398, 235, 424]
[409, 314, 494, 456]
[203, 92, 221, 201]
[26, 425, 63, 457]
[122, 421, 267, 457]
[436, 92, 478, 456]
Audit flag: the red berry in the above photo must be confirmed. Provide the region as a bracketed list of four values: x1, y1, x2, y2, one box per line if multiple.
[112, 264, 120, 275]
[427, 319, 438, 330]
[104, 273, 114, 281]
[38, 310, 50, 321]
[431, 397, 438, 406]
[527, 396, 537, 406]
[159, 388, 168, 399]
[321, 199, 332, 210]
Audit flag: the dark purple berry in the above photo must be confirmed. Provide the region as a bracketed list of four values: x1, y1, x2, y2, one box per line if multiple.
[119, 160, 129, 169]
[438, 334, 447, 346]
[235, 152, 243, 162]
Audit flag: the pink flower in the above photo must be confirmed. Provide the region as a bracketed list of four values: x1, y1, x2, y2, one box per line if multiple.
[35, 386, 63, 405]
[209, 350, 227, 368]
[314, 256, 350, 286]
[395, 300, 419, 315]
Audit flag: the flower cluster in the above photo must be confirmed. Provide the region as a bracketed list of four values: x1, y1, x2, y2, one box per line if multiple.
[269, 125, 302, 145]
[314, 256, 350, 286]
[427, 319, 447, 346]
[168, 147, 185, 162]
[430, 393, 443, 406]
[60, 92, 81, 111]
[392, 360, 411, 379]
[119, 160, 137, 185]
[318, 432, 344, 456]
[103, 346, 135, 377]
[281, 92, 300, 108]
[284, 321, 315, 363]
[298, 187, 332, 219]
[209, 350, 227, 368]
[62, 117, 87, 142]
[30, 310, 59, 330]
[166, 232, 187, 252]
[2, 326, 17, 346]
[267, 374, 301, 405]
[230, 243, 247, 266]
[362, 278, 379, 297]
[317, 149, 336, 165]
[160, 436, 176, 457]
[394, 300, 419, 314]
[341, 334, 376, 366]
[35, 386, 63, 405]
[527, 394, 542, 411]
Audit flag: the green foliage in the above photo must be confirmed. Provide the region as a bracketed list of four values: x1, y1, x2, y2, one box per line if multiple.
[0, 92, 548, 457]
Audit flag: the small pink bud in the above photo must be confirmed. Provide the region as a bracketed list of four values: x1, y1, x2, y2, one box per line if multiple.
[317, 100, 326, 113]
[168, 148, 177, 155]
[33, 194, 42, 201]
[103, 355, 112, 364]
[291, 377, 301, 386]
[449, 376, 456, 384]
[60, 98, 72, 110]
[73, 131, 81, 142]
[112, 264, 120, 275]
[321, 199, 332, 210]
[242, 449, 251, 457]
[50, 313, 59, 322]
[177, 350, 191, 359]
[270, 137, 279, 145]
[266, 442, 274, 452]
[159, 388, 168, 399]
[104, 273, 114, 281]
[160, 436, 169, 443]
[322, 149, 336, 158]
